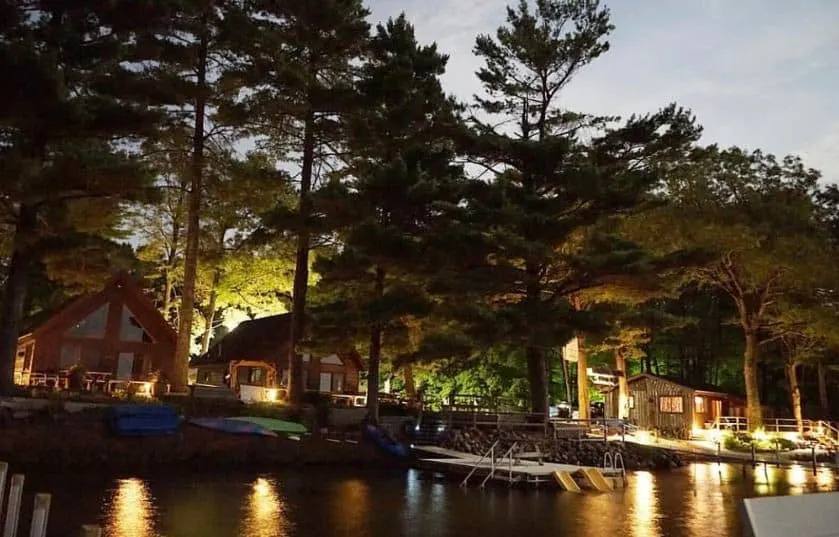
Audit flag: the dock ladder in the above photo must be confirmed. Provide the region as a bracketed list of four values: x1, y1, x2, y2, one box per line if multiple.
[459, 440, 500, 488]
[479, 442, 520, 489]
[603, 451, 627, 486]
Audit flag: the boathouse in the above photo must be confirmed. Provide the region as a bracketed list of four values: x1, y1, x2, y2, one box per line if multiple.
[15, 272, 177, 392]
[605, 373, 746, 436]
[189, 313, 363, 399]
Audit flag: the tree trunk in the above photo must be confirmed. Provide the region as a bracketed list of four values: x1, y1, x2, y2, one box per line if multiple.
[199, 269, 221, 355]
[615, 347, 629, 420]
[286, 108, 316, 406]
[161, 269, 174, 324]
[403, 364, 416, 403]
[367, 266, 385, 424]
[787, 361, 803, 434]
[560, 351, 572, 403]
[818, 361, 829, 419]
[743, 327, 763, 429]
[525, 345, 548, 414]
[173, 21, 209, 392]
[0, 204, 38, 395]
[576, 333, 590, 420]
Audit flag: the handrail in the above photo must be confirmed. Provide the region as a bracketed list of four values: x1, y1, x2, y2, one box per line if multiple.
[480, 442, 518, 488]
[603, 452, 613, 470]
[614, 452, 626, 484]
[460, 439, 500, 488]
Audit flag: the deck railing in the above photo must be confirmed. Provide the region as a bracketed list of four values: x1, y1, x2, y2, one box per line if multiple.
[713, 417, 839, 443]
[440, 407, 548, 433]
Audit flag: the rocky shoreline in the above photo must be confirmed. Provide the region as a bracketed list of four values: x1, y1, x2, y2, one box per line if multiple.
[439, 427, 685, 471]
[0, 406, 388, 474]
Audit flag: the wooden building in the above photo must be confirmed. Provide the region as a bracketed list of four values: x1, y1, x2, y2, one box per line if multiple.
[15, 273, 177, 391]
[605, 373, 746, 437]
[190, 313, 363, 398]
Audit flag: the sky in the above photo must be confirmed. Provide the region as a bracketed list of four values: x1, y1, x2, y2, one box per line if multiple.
[367, 0, 839, 182]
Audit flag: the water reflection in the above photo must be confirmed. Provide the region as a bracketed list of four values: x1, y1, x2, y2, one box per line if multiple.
[241, 477, 287, 537]
[104, 478, 155, 537]
[631, 471, 661, 537]
[40, 464, 839, 537]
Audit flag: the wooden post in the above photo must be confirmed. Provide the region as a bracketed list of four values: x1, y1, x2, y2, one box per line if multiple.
[716, 441, 721, 463]
[775, 442, 781, 467]
[80, 525, 103, 537]
[29, 493, 51, 537]
[0, 462, 7, 513]
[621, 422, 626, 443]
[812, 445, 817, 474]
[2, 474, 24, 537]
[751, 444, 756, 467]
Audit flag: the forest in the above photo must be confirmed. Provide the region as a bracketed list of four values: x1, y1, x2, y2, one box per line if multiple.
[1, 0, 838, 430]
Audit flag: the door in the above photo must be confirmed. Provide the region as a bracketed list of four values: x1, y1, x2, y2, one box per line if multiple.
[116, 353, 134, 380]
[319, 372, 332, 392]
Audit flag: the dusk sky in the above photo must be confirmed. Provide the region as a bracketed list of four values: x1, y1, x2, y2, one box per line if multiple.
[368, 0, 839, 182]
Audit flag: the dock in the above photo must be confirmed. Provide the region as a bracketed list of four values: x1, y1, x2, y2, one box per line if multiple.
[413, 445, 626, 492]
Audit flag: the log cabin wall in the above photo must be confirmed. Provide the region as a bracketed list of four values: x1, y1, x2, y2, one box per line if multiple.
[626, 376, 695, 435]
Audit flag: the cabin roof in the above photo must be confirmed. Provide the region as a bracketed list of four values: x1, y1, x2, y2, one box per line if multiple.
[18, 271, 176, 344]
[619, 373, 745, 401]
[190, 313, 363, 370]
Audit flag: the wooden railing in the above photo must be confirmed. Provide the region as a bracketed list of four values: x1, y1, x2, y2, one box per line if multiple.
[440, 407, 548, 432]
[713, 416, 839, 443]
[549, 418, 638, 440]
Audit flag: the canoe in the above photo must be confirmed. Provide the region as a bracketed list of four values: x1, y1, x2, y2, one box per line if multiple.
[108, 404, 181, 437]
[363, 424, 408, 459]
[188, 417, 277, 437]
[228, 416, 308, 434]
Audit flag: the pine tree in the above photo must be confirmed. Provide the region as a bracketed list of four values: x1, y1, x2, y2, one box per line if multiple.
[225, 0, 370, 405]
[310, 15, 463, 422]
[447, 0, 700, 414]
[0, 1, 164, 393]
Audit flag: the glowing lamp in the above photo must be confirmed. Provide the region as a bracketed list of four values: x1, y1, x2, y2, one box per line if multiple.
[264, 388, 278, 402]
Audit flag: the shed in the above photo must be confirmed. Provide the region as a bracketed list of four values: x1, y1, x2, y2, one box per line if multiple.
[15, 272, 177, 390]
[605, 373, 746, 437]
[189, 313, 364, 396]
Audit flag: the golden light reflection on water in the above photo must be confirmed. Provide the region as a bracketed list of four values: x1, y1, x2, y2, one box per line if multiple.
[104, 478, 155, 537]
[631, 471, 661, 537]
[686, 464, 728, 536]
[331, 479, 371, 534]
[241, 477, 287, 537]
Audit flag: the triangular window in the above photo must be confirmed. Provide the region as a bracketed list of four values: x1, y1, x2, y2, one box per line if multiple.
[120, 305, 154, 343]
[66, 304, 109, 338]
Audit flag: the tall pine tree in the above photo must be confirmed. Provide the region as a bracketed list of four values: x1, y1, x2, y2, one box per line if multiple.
[447, 0, 699, 414]
[0, 1, 163, 393]
[225, 0, 370, 404]
[310, 15, 463, 423]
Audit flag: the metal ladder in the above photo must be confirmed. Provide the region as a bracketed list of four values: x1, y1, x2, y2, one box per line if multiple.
[603, 450, 627, 485]
[459, 440, 500, 488]
[480, 442, 520, 488]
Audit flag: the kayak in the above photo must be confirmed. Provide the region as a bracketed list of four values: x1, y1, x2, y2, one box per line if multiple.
[188, 417, 277, 437]
[363, 424, 408, 459]
[228, 416, 308, 434]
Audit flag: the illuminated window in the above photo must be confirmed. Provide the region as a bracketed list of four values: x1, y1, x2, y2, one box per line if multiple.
[694, 396, 706, 413]
[659, 396, 684, 414]
[66, 305, 109, 338]
[628, 396, 635, 409]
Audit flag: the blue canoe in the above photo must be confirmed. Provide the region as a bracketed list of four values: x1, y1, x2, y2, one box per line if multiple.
[363, 424, 408, 458]
[108, 404, 181, 437]
[188, 417, 278, 437]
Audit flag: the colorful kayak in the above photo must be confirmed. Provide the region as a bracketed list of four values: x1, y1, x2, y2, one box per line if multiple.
[228, 416, 308, 434]
[188, 417, 277, 437]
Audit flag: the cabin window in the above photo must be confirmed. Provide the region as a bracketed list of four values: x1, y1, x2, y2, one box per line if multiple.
[628, 396, 635, 409]
[66, 304, 109, 338]
[59, 345, 81, 368]
[659, 396, 684, 414]
[694, 396, 706, 413]
[119, 306, 153, 343]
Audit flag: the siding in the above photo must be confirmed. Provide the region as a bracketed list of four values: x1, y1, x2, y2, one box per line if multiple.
[625, 376, 694, 435]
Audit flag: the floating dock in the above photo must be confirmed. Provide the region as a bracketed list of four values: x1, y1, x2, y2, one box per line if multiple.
[414, 446, 625, 492]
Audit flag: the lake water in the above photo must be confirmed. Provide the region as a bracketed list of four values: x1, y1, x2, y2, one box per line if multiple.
[18, 463, 839, 537]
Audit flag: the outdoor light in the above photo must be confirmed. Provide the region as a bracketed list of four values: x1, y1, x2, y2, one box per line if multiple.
[265, 388, 278, 402]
